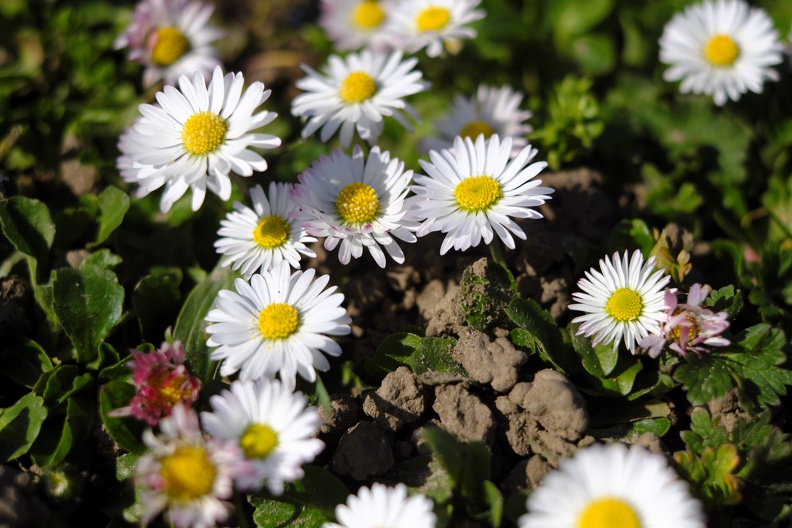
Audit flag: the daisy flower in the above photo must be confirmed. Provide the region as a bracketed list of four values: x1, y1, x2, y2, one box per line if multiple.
[115, 0, 223, 87]
[214, 182, 317, 279]
[569, 250, 671, 354]
[205, 261, 352, 384]
[518, 443, 705, 528]
[136, 405, 240, 528]
[319, 0, 397, 52]
[409, 134, 553, 255]
[291, 49, 426, 149]
[201, 378, 324, 493]
[323, 483, 437, 528]
[109, 341, 201, 426]
[291, 146, 417, 267]
[386, 0, 485, 58]
[119, 66, 281, 213]
[422, 85, 532, 157]
[640, 283, 731, 358]
[659, 0, 783, 106]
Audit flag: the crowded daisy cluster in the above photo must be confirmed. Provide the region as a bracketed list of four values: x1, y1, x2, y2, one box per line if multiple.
[1, 0, 792, 526]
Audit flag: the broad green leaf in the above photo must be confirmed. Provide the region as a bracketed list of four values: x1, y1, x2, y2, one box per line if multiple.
[705, 285, 744, 318]
[86, 342, 122, 372]
[365, 332, 420, 376]
[594, 358, 643, 396]
[31, 396, 91, 467]
[250, 496, 329, 527]
[0, 392, 48, 461]
[482, 481, 503, 528]
[0, 196, 55, 281]
[275, 466, 350, 519]
[133, 270, 182, 342]
[174, 264, 235, 381]
[34, 364, 93, 407]
[365, 333, 467, 385]
[422, 427, 492, 501]
[674, 353, 734, 406]
[51, 264, 124, 363]
[0, 337, 53, 388]
[99, 380, 146, 454]
[570, 323, 618, 377]
[116, 452, 141, 481]
[507, 297, 574, 374]
[80, 249, 123, 270]
[93, 186, 130, 246]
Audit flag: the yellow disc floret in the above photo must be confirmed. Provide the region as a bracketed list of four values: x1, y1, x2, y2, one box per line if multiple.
[352, 0, 385, 29]
[459, 121, 495, 141]
[416, 6, 451, 32]
[605, 288, 643, 322]
[151, 26, 190, 67]
[159, 446, 216, 502]
[454, 175, 502, 213]
[253, 215, 290, 249]
[578, 497, 641, 528]
[258, 303, 300, 340]
[149, 370, 189, 411]
[239, 423, 279, 459]
[336, 182, 380, 224]
[339, 71, 377, 103]
[704, 34, 739, 67]
[181, 111, 228, 155]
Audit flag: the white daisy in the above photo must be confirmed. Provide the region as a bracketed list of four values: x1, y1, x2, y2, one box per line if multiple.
[518, 443, 705, 528]
[323, 483, 437, 528]
[409, 134, 553, 255]
[659, 0, 783, 106]
[319, 0, 397, 52]
[115, 0, 223, 87]
[214, 182, 317, 279]
[569, 250, 671, 354]
[205, 261, 352, 384]
[201, 378, 324, 494]
[119, 66, 281, 213]
[422, 85, 532, 157]
[291, 49, 426, 149]
[291, 146, 417, 267]
[136, 405, 241, 528]
[386, 0, 485, 58]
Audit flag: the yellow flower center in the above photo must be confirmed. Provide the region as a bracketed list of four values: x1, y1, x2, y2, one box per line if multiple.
[339, 71, 377, 103]
[159, 446, 216, 502]
[459, 121, 495, 141]
[704, 34, 739, 67]
[605, 288, 643, 322]
[454, 175, 502, 213]
[416, 6, 451, 32]
[181, 111, 228, 155]
[253, 215, 290, 249]
[148, 370, 189, 411]
[239, 423, 279, 459]
[150, 26, 190, 67]
[578, 497, 641, 528]
[336, 182, 379, 224]
[258, 303, 300, 340]
[352, 0, 385, 29]
[670, 310, 698, 343]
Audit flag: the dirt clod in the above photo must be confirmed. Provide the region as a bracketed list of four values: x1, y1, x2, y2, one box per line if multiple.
[363, 366, 426, 432]
[331, 421, 394, 480]
[319, 393, 358, 434]
[432, 384, 496, 444]
[453, 329, 527, 392]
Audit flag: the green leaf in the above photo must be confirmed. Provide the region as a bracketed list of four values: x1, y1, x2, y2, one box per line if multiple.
[274, 465, 350, 519]
[51, 264, 124, 363]
[705, 285, 744, 318]
[365, 333, 467, 385]
[133, 270, 182, 342]
[0, 196, 55, 281]
[99, 380, 146, 454]
[506, 297, 574, 374]
[0, 392, 48, 461]
[0, 337, 53, 388]
[422, 427, 492, 502]
[482, 480, 503, 528]
[92, 186, 130, 246]
[174, 264, 236, 381]
[80, 249, 123, 270]
[31, 396, 91, 467]
[86, 342, 122, 372]
[34, 364, 93, 407]
[459, 259, 513, 331]
[570, 324, 619, 377]
[250, 497, 329, 527]
[674, 353, 734, 406]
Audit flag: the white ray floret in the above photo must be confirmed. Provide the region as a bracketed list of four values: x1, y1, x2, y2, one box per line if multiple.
[291, 146, 417, 268]
[215, 182, 317, 279]
[386, 0, 485, 58]
[422, 85, 532, 157]
[323, 483, 437, 528]
[569, 249, 671, 354]
[519, 443, 705, 528]
[659, 0, 783, 106]
[115, 0, 223, 87]
[119, 66, 281, 212]
[291, 49, 426, 149]
[319, 0, 397, 52]
[205, 261, 352, 384]
[409, 134, 553, 254]
[201, 378, 324, 494]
